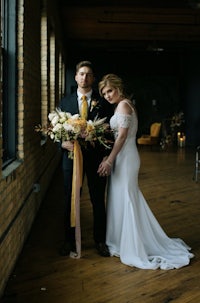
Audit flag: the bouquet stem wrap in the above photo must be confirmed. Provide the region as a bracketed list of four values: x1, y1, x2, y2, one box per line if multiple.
[70, 140, 83, 259]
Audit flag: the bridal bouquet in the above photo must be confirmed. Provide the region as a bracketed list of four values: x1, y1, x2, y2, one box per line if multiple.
[35, 108, 112, 158]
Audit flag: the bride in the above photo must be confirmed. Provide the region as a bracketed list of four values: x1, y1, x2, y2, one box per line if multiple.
[97, 74, 194, 270]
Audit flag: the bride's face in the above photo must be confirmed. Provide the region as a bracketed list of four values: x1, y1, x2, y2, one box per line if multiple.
[101, 85, 120, 104]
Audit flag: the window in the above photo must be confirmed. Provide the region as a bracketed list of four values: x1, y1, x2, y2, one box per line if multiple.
[1, 0, 17, 169]
[41, 10, 48, 126]
[59, 52, 65, 99]
[50, 32, 55, 111]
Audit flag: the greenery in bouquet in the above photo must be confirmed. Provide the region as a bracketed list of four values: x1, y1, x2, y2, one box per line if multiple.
[84, 117, 113, 149]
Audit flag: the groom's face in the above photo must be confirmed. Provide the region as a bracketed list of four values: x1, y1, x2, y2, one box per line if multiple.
[75, 66, 95, 90]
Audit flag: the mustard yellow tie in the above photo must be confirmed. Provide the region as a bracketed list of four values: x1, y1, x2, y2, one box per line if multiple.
[81, 95, 88, 120]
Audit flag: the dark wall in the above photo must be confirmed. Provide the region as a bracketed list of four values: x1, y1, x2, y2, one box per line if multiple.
[182, 54, 200, 146]
[65, 49, 200, 146]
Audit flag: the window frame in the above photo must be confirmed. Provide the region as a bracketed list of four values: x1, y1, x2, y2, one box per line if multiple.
[1, 0, 17, 169]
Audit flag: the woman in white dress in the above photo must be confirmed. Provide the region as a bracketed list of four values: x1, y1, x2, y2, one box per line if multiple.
[97, 74, 194, 270]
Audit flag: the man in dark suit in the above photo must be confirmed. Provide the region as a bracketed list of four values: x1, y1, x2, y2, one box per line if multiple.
[59, 60, 113, 257]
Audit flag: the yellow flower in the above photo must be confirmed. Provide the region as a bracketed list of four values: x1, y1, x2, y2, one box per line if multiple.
[67, 117, 87, 130]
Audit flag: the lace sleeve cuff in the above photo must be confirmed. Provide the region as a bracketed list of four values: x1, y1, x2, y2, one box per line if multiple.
[117, 113, 132, 128]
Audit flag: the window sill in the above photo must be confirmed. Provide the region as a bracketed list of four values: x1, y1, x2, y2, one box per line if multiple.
[2, 160, 22, 179]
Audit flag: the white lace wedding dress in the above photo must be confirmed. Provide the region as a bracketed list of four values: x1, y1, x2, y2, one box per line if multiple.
[106, 101, 194, 270]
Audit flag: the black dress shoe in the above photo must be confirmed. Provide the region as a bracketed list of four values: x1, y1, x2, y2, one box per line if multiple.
[95, 242, 110, 257]
[59, 241, 75, 256]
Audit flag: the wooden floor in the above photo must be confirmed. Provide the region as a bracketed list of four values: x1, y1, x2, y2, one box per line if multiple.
[1, 146, 200, 303]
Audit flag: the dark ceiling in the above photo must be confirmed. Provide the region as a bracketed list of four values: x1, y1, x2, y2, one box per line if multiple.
[59, 0, 200, 53]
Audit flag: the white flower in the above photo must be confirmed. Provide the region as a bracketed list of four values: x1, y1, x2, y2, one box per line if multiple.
[51, 116, 59, 126]
[58, 110, 66, 118]
[55, 108, 71, 119]
[65, 112, 72, 119]
[59, 117, 67, 123]
[48, 112, 58, 121]
[63, 122, 74, 131]
[71, 114, 80, 120]
[52, 123, 62, 132]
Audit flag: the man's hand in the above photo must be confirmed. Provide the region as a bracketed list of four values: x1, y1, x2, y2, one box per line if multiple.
[61, 141, 74, 151]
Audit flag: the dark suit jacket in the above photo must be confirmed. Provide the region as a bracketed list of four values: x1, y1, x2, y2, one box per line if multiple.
[59, 90, 112, 122]
[59, 90, 114, 169]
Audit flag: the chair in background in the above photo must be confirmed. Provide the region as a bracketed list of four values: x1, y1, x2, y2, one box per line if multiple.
[194, 146, 200, 182]
[137, 122, 161, 147]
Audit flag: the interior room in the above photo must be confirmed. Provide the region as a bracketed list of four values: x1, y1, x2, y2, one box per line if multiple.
[0, 0, 200, 302]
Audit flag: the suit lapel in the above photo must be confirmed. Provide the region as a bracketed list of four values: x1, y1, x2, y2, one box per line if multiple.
[69, 93, 79, 115]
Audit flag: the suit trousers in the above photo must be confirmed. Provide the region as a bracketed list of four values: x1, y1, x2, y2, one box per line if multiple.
[62, 148, 107, 244]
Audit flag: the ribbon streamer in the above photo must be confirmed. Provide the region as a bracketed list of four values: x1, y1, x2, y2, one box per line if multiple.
[70, 140, 83, 258]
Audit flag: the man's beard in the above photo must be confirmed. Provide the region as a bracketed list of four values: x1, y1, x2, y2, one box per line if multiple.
[80, 82, 91, 89]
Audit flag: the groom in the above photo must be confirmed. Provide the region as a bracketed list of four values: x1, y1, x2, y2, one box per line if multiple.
[59, 60, 113, 257]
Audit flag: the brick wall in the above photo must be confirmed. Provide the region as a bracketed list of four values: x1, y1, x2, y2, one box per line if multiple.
[0, 0, 65, 296]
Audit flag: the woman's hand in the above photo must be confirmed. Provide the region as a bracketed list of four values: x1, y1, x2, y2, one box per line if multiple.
[97, 159, 112, 177]
[61, 141, 74, 152]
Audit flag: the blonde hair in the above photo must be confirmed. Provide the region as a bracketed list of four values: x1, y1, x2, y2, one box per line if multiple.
[98, 74, 125, 97]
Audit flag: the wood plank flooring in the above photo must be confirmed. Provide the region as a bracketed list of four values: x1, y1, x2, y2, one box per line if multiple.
[1, 146, 200, 303]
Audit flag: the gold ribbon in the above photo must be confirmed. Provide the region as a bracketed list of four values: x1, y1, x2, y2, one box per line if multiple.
[70, 140, 83, 258]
